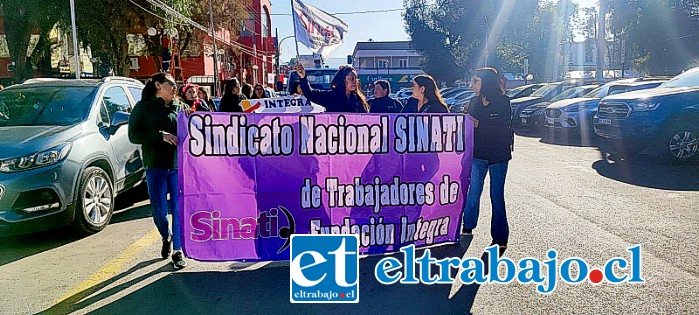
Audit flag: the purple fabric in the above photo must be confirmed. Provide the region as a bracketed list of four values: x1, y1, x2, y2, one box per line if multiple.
[178, 112, 474, 261]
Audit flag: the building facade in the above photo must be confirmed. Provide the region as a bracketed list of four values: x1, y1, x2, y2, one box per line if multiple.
[0, 0, 276, 94]
[352, 41, 424, 94]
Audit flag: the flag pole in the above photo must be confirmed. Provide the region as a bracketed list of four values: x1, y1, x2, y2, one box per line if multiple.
[291, 0, 301, 61]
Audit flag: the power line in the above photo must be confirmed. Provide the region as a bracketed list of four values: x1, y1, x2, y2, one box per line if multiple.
[271, 8, 404, 16]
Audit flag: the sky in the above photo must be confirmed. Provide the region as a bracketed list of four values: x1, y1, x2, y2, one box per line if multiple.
[271, 0, 598, 63]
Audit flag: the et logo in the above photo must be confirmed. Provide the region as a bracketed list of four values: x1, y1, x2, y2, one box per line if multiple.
[289, 235, 359, 303]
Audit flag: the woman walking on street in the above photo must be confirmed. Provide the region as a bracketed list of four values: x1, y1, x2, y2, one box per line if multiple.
[128, 72, 187, 269]
[401, 74, 449, 113]
[296, 63, 369, 113]
[461, 67, 513, 250]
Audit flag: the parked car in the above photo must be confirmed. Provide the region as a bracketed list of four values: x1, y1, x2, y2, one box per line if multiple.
[511, 79, 595, 126]
[440, 87, 470, 99]
[444, 89, 476, 113]
[506, 83, 545, 99]
[594, 67, 699, 161]
[287, 68, 338, 95]
[0, 77, 146, 235]
[544, 80, 666, 138]
[519, 84, 599, 131]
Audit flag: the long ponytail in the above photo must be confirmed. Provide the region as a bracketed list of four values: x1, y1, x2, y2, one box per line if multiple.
[141, 72, 175, 101]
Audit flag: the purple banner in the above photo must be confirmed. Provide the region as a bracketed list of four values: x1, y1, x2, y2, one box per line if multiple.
[178, 113, 473, 261]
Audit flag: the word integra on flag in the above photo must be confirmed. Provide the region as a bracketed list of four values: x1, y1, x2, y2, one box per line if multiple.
[292, 0, 349, 59]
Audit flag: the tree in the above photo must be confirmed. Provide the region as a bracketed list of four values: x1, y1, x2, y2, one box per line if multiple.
[77, 0, 249, 77]
[403, 0, 577, 83]
[608, 0, 699, 74]
[0, 0, 64, 81]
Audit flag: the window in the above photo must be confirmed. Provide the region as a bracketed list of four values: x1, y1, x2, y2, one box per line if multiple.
[99, 87, 130, 126]
[378, 59, 389, 68]
[128, 87, 143, 106]
[399, 59, 408, 68]
[262, 7, 270, 38]
[241, 12, 255, 37]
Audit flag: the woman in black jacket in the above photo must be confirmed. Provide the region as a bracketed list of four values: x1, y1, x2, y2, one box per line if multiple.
[128, 72, 187, 269]
[297, 64, 370, 113]
[219, 78, 246, 112]
[401, 74, 449, 113]
[461, 67, 513, 250]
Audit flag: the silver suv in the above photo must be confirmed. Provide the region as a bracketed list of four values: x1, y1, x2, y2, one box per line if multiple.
[0, 77, 146, 235]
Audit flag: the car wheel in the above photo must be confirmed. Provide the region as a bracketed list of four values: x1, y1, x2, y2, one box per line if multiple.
[74, 167, 114, 234]
[663, 124, 699, 163]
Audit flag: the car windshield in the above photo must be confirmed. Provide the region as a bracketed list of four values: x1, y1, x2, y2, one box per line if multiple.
[0, 86, 96, 126]
[530, 83, 559, 97]
[550, 87, 582, 102]
[442, 88, 466, 98]
[506, 85, 528, 98]
[659, 68, 699, 88]
[290, 70, 336, 90]
[453, 90, 475, 100]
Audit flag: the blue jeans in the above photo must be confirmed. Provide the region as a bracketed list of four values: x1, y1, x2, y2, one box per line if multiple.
[145, 168, 181, 250]
[462, 158, 509, 244]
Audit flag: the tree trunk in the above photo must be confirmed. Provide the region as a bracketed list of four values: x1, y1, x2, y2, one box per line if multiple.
[2, 2, 35, 82]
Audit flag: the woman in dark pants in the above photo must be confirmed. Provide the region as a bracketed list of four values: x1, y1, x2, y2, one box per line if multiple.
[401, 74, 449, 113]
[296, 63, 370, 113]
[128, 72, 187, 269]
[462, 67, 513, 250]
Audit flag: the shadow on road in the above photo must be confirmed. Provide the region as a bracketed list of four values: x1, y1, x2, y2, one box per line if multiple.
[540, 132, 603, 148]
[592, 154, 699, 191]
[87, 240, 482, 314]
[514, 128, 544, 139]
[37, 258, 166, 315]
[0, 184, 152, 267]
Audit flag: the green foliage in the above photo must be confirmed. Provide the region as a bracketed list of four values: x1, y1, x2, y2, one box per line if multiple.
[403, 0, 576, 83]
[609, 0, 699, 75]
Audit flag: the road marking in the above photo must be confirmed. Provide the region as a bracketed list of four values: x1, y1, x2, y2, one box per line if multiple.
[53, 228, 161, 305]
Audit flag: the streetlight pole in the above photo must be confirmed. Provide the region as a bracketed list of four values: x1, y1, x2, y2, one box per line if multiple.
[69, 0, 80, 79]
[208, 0, 219, 96]
[596, 0, 607, 81]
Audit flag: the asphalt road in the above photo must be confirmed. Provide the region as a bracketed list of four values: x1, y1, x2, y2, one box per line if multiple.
[1, 134, 698, 315]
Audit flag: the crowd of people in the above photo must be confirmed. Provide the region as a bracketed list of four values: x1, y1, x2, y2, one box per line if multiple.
[128, 64, 514, 269]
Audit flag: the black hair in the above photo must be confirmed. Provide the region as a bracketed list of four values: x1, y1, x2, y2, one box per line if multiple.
[330, 66, 369, 112]
[413, 74, 448, 111]
[223, 78, 241, 97]
[142, 72, 176, 101]
[252, 84, 265, 99]
[290, 81, 301, 95]
[474, 67, 502, 101]
[374, 80, 391, 94]
[198, 86, 210, 102]
[242, 83, 253, 99]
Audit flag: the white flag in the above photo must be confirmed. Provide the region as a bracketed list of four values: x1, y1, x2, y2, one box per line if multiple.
[292, 0, 348, 59]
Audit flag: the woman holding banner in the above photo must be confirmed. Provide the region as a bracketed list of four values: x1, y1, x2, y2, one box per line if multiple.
[296, 63, 370, 113]
[461, 67, 513, 251]
[128, 72, 187, 269]
[402, 74, 449, 113]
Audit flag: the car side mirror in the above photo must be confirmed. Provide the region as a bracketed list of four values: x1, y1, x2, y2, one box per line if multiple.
[108, 111, 130, 135]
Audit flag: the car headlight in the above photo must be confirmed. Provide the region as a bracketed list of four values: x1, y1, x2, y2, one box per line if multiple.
[631, 101, 661, 111]
[0, 143, 72, 173]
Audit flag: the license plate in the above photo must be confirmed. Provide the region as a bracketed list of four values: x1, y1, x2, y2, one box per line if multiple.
[546, 118, 555, 125]
[598, 118, 612, 125]
[521, 118, 527, 124]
